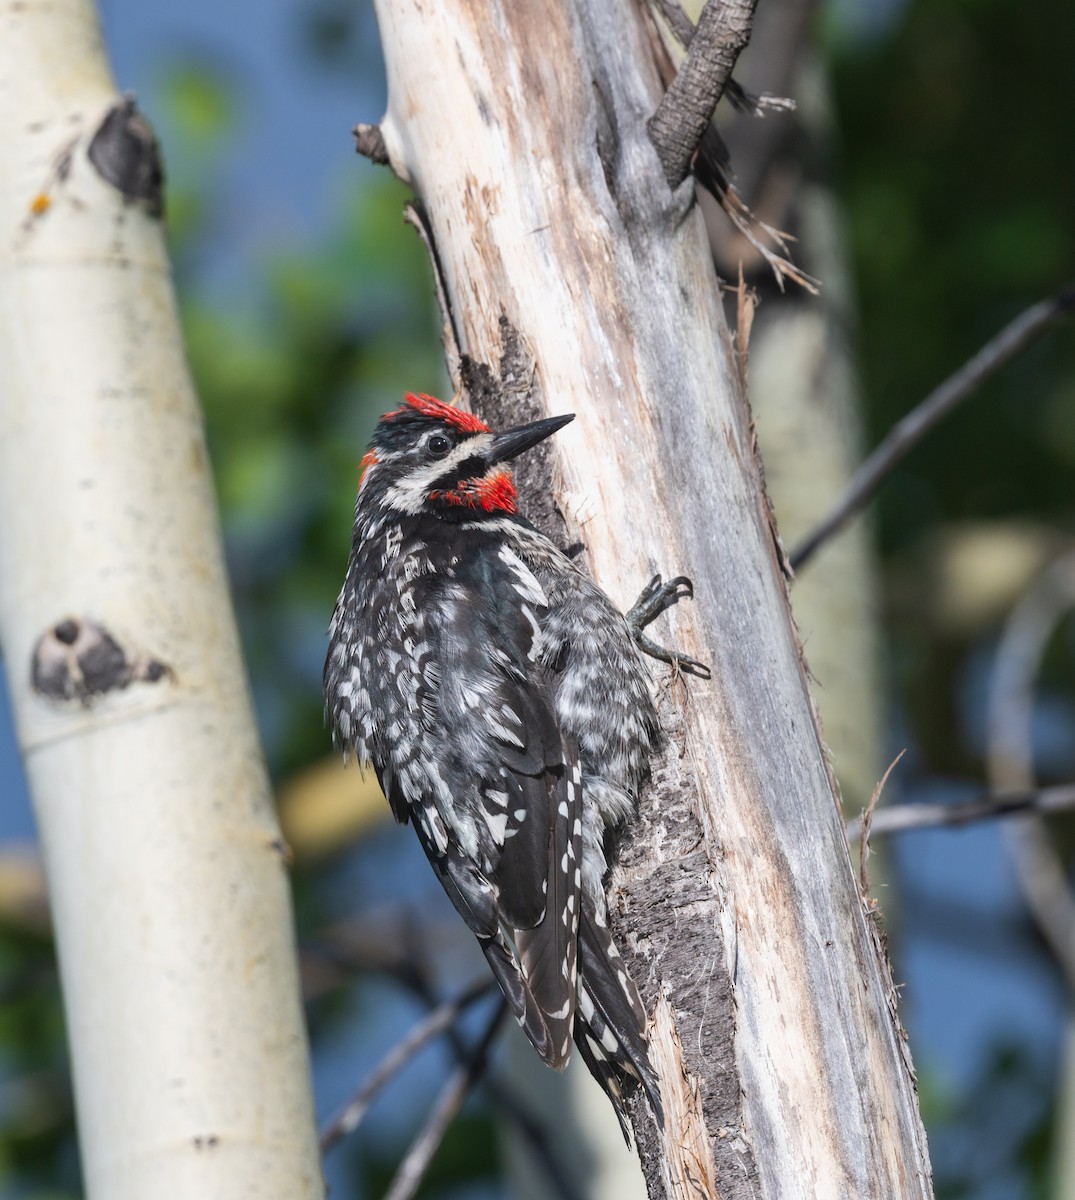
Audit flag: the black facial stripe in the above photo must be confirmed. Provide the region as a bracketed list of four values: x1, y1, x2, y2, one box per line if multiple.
[430, 455, 486, 490]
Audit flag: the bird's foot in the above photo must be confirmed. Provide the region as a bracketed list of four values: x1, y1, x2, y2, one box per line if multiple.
[626, 575, 711, 679]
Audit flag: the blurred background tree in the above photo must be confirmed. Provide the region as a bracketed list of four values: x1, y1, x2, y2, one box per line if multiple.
[0, 0, 1072, 1197]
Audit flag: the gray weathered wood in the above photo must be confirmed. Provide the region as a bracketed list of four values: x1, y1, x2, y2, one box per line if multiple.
[365, 1, 934, 1195]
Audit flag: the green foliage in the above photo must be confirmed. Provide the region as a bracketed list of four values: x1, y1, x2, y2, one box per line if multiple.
[168, 77, 446, 774]
[829, 0, 1075, 551]
[0, 930, 77, 1197]
[920, 1044, 1054, 1199]
[153, 62, 237, 253]
[830, 5, 1075, 1196]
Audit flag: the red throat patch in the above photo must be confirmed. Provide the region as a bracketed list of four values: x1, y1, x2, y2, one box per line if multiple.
[429, 468, 517, 514]
[477, 468, 517, 513]
[387, 392, 490, 434]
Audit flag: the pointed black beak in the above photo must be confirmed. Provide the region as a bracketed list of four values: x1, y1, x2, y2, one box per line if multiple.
[487, 413, 574, 464]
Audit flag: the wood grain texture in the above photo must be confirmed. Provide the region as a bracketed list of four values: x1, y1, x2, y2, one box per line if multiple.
[369, 1, 933, 1195]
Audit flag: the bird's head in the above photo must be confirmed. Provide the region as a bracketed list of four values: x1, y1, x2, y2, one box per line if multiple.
[356, 393, 574, 518]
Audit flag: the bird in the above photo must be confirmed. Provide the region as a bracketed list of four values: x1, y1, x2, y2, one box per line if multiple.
[324, 391, 706, 1135]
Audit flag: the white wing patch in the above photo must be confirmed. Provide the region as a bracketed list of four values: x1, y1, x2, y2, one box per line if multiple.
[498, 544, 549, 607]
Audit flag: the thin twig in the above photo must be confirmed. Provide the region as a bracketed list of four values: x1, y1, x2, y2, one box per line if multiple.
[790, 287, 1075, 571]
[399, 964, 581, 1200]
[402, 201, 463, 394]
[647, 0, 758, 189]
[319, 978, 495, 1153]
[859, 750, 905, 896]
[383, 999, 509, 1200]
[711, 172, 819, 293]
[847, 783, 1075, 842]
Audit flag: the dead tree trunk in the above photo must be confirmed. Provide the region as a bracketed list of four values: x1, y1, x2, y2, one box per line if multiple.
[361, 1, 933, 1196]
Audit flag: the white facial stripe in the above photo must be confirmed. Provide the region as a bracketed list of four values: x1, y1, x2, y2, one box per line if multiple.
[383, 433, 494, 514]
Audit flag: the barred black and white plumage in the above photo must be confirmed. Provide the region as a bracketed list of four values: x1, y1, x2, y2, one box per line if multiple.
[324, 392, 700, 1135]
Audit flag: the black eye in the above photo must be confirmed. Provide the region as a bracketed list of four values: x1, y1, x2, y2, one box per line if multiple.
[427, 433, 452, 458]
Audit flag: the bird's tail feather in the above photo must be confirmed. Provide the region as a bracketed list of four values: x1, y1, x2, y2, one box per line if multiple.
[574, 903, 664, 1139]
[479, 930, 566, 1067]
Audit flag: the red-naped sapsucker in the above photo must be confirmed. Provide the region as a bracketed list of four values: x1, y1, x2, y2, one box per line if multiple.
[324, 392, 706, 1134]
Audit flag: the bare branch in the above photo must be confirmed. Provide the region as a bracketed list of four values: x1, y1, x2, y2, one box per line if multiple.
[390, 957, 582, 1200]
[383, 1000, 508, 1200]
[644, 0, 809, 289]
[647, 0, 758, 189]
[319, 978, 495, 1153]
[790, 287, 1075, 571]
[847, 783, 1075, 842]
[988, 552, 1075, 992]
[648, 0, 794, 114]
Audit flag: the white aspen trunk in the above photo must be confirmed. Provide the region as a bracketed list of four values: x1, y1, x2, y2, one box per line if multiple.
[0, 3, 322, 1197]
[365, 2, 933, 1196]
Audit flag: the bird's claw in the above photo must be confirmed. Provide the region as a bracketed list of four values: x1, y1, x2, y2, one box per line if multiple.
[626, 574, 711, 680]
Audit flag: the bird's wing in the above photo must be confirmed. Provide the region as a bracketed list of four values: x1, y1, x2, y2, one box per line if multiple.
[379, 539, 582, 1068]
